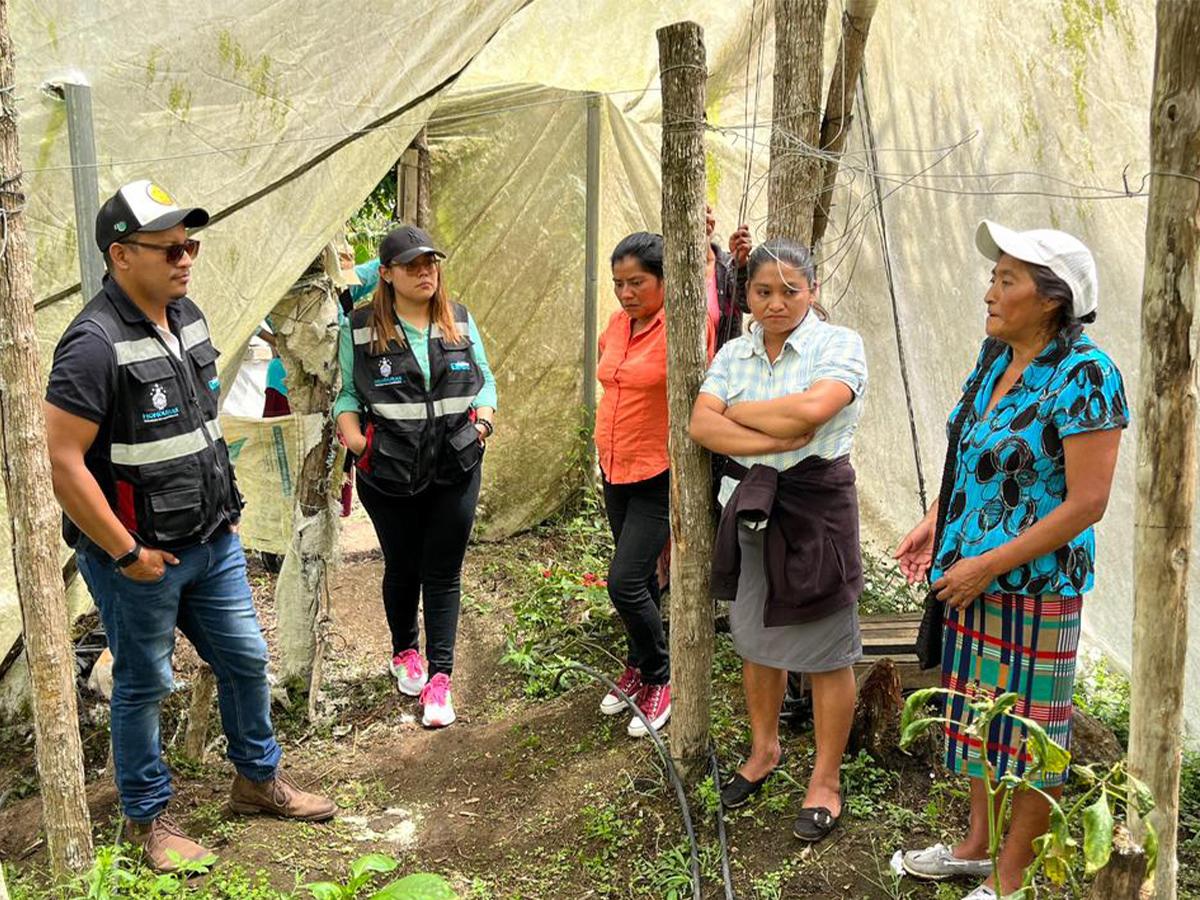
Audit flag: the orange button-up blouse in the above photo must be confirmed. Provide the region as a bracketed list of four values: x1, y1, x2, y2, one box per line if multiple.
[595, 307, 716, 485]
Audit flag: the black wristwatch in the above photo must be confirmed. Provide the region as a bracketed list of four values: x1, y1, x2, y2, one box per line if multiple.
[113, 541, 142, 569]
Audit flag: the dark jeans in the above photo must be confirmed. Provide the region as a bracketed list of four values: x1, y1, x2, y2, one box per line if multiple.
[76, 530, 281, 822]
[357, 468, 481, 677]
[602, 469, 671, 685]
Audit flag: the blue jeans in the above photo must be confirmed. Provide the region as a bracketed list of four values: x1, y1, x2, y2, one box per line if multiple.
[77, 529, 281, 822]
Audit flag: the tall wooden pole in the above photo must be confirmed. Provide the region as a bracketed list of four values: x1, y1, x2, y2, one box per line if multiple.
[766, 0, 827, 245]
[1128, 4, 1200, 898]
[657, 20, 714, 787]
[0, 0, 93, 873]
[810, 0, 877, 250]
[414, 127, 431, 229]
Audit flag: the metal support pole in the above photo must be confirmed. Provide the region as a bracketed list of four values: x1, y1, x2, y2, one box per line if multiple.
[57, 82, 102, 298]
[582, 93, 601, 419]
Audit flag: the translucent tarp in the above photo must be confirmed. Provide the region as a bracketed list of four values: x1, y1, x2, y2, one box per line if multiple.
[9, 0, 1194, 732]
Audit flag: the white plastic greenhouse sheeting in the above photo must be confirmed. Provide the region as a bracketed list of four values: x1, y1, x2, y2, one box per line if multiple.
[8, 1, 1194, 731]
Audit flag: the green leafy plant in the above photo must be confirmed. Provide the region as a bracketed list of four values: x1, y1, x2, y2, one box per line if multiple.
[858, 546, 924, 616]
[499, 554, 619, 699]
[900, 688, 1157, 898]
[302, 854, 455, 900]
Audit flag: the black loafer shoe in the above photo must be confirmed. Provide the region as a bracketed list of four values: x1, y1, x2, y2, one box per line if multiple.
[720, 757, 785, 809]
[792, 804, 841, 843]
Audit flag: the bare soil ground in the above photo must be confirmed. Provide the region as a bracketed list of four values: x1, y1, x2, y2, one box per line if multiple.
[1, 510, 983, 900]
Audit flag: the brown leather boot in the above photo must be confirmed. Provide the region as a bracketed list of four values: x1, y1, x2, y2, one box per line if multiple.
[229, 770, 336, 821]
[125, 815, 214, 874]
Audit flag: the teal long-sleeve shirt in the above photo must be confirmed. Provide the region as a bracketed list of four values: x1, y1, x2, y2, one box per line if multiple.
[333, 307, 498, 419]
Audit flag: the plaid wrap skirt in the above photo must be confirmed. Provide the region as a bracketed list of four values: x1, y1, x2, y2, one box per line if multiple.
[941, 591, 1082, 789]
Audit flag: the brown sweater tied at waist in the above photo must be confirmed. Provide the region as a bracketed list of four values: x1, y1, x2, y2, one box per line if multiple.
[712, 455, 863, 627]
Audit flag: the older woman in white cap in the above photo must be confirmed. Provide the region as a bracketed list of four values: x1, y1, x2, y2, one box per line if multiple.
[893, 221, 1128, 899]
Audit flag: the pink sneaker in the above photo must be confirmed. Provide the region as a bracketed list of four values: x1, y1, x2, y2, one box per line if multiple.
[419, 673, 456, 728]
[628, 682, 671, 738]
[389, 649, 428, 697]
[600, 666, 643, 716]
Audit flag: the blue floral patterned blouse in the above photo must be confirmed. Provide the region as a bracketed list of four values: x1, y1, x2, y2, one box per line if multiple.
[930, 332, 1129, 597]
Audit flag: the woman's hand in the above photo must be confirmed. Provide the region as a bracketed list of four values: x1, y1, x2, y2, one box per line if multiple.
[342, 431, 367, 456]
[771, 432, 812, 452]
[893, 516, 936, 584]
[932, 555, 996, 609]
[729, 224, 752, 267]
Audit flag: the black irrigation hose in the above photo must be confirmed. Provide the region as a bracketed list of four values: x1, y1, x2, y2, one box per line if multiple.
[554, 662, 701, 900]
[710, 750, 736, 900]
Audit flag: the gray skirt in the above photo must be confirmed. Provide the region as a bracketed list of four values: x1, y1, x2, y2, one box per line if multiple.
[728, 525, 863, 672]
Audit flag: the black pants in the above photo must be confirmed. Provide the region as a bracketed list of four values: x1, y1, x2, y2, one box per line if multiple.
[602, 469, 671, 685]
[357, 467, 481, 677]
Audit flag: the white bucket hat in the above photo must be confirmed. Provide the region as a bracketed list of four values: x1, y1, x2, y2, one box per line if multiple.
[975, 220, 1098, 319]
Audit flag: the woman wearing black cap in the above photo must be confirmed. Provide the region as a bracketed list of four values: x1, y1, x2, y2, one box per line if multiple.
[334, 225, 497, 728]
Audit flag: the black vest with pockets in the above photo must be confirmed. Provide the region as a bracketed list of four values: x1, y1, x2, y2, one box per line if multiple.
[349, 301, 485, 496]
[62, 278, 241, 550]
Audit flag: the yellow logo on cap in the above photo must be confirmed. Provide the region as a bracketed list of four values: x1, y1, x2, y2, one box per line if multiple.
[147, 183, 174, 206]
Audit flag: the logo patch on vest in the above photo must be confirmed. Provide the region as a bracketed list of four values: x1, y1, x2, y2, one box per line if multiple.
[143, 382, 181, 423]
[373, 356, 406, 387]
[448, 361, 471, 372]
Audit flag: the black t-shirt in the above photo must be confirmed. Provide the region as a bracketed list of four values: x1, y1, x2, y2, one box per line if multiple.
[45, 320, 117, 446]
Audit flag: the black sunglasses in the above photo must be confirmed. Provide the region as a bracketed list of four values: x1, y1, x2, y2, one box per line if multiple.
[120, 238, 200, 264]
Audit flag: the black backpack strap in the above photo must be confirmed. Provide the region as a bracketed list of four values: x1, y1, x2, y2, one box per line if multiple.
[930, 339, 1007, 557]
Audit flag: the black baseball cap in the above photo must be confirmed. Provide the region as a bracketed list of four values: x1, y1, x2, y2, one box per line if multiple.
[378, 225, 445, 266]
[95, 179, 210, 253]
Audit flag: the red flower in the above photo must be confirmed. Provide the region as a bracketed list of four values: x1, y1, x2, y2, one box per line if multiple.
[542, 569, 552, 578]
[582, 573, 597, 584]
[597, 579, 608, 588]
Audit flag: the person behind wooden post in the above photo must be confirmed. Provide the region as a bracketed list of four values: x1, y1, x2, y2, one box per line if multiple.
[594, 232, 716, 738]
[334, 224, 497, 729]
[44, 180, 335, 874]
[894, 221, 1127, 900]
[689, 238, 868, 844]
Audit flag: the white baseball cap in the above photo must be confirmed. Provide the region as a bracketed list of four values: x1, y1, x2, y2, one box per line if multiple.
[975, 220, 1098, 318]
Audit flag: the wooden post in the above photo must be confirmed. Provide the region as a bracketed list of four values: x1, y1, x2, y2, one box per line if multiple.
[271, 267, 342, 719]
[1128, 4, 1200, 898]
[1088, 825, 1149, 900]
[182, 665, 217, 762]
[657, 20, 715, 787]
[766, 0, 827, 245]
[0, 0, 93, 873]
[414, 127, 431, 229]
[810, 0, 877, 250]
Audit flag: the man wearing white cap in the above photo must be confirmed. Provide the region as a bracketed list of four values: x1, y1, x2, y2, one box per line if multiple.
[44, 180, 334, 873]
[894, 221, 1128, 899]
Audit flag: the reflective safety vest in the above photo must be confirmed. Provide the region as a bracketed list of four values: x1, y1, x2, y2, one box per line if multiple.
[349, 301, 485, 495]
[58, 278, 243, 550]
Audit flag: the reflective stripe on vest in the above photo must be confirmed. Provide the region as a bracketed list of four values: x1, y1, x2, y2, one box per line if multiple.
[371, 395, 475, 422]
[114, 336, 170, 365]
[353, 321, 449, 347]
[110, 418, 222, 466]
[180, 318, 211, 350]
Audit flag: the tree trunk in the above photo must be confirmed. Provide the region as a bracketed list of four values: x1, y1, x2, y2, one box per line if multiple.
[183, 665, 217, 762]
[1127, 5, 1200, 900]
[766, 0, 827, 245]
[1088, 825, 1149, 900]
[810, 0, 876, 250]
[848, 658, 902, 760]
[657, 20, 714, 787]
[0, 0, 93, 874]
[415, 127, 431, 229]
[271, 270, 342, 719]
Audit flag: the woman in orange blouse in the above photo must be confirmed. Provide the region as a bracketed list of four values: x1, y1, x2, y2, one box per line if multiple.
[595, 232, 714, 739]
